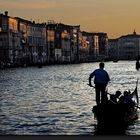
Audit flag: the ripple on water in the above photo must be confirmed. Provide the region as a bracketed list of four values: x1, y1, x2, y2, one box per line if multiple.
[0, 61, 140, 135]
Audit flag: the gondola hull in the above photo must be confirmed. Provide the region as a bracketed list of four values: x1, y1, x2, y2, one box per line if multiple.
[92, 86, 139, 131]
[92, 102, 138, 130]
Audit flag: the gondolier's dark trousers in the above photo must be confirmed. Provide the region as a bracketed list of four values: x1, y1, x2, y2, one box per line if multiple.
[95, 83, 108, 105]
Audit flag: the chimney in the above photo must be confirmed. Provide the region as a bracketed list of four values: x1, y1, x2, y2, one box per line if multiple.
[5, 11, 8, 16]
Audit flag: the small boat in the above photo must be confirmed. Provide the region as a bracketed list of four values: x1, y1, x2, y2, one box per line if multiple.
[113, 59, 118, 63]
[92, 81, 139, 133]
[136, 60, 140, 70]
[37, 58, 43, 68]
[136, 55, 140, 70]
[38, 63, 42, 68]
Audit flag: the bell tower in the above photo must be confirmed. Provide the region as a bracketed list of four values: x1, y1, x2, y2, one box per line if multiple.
[133, 29, 136, 35]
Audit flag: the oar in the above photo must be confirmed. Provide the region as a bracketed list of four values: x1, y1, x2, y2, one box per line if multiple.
[87, 84, 95, 88]
[135, 105, 140, 109]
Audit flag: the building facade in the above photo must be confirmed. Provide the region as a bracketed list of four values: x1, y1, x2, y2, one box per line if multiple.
[108, 30, 140, 60]
[0, 11, 22, 67]
[108, 39, 118, 60]
[0, 11, 109, 68]
[118, 30, 140, 60]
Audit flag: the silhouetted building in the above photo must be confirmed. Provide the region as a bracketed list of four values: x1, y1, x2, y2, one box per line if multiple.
[118, 30, 140, 60]
[0, 11, 22, 67]
[108, 39, 119, 60]
[47, 22, 80, 64]
[81, 31, 99, 62]
[0, 11, 109, 68]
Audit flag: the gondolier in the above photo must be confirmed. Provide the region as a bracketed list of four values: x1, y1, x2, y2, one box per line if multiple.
[92, 80, 139, 133]
[88, 62, 110, 105]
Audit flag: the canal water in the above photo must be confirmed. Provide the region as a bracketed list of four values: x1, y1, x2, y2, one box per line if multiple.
[0, 61, 140, 135]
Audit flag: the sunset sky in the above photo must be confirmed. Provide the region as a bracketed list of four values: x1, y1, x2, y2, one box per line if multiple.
[1, 0, 140, 38]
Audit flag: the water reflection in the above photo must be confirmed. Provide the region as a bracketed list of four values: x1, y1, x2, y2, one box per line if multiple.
[0, 61, 140, 135]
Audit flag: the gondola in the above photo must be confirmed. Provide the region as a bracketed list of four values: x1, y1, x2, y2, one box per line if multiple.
[92, 81, 139, 133]
[136, 60, 140, 70]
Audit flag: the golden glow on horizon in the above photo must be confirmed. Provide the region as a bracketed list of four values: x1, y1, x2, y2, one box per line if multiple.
[1, 0, 140, 38]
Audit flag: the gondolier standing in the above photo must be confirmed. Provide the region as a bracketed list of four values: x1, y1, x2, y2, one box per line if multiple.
[88, 62, 110, 105]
